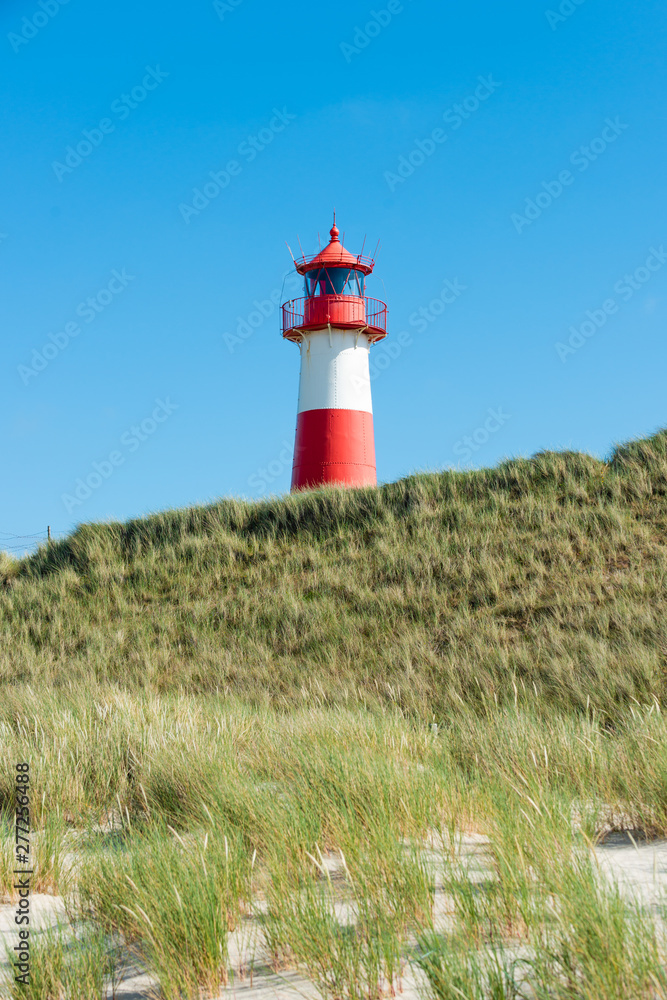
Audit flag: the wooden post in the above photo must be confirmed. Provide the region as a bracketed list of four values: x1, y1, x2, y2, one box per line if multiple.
[47, 526, 51, 545]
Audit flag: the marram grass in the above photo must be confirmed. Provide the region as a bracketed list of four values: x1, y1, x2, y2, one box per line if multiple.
[3, 696, 667, 997]
[3, 431, 667, 997]
[2, 428, 667, 716]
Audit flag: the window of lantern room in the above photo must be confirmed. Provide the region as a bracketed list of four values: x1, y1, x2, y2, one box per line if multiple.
[304, 269, 365, 297]
[346, 270, 365, 296]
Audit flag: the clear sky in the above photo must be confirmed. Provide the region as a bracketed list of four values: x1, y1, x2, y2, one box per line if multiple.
[2, 0, 666, 550]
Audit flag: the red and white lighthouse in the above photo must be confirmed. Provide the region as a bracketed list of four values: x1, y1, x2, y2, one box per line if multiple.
[282, 220, 388, 491]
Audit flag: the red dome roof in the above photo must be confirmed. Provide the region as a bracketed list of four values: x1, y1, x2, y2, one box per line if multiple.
[295, 222, 376, 275]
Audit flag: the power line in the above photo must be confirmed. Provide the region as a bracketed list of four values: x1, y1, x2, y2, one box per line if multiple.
[0, 527, 49, 538]
[2, 538, 45, 545]
[0, 527, 53, 556]
[0, 532, 47, 540]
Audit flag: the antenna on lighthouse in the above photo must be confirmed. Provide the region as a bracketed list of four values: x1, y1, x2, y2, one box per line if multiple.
[285, 241, 297, 265]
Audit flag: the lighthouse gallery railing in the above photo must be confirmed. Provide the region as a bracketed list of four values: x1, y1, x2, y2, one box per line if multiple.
[281, 296, 387, 339]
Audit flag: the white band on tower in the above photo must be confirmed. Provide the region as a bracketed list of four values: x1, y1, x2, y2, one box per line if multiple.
[297, 329, 373, 415]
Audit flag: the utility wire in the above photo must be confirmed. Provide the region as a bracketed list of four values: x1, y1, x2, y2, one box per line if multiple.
[0, 532, 47, 540]
[0, 528, 51, 556]
[0, 527, 48, 537]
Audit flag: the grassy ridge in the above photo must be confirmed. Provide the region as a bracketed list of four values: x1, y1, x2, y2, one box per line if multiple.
[2, 429, 667, 715]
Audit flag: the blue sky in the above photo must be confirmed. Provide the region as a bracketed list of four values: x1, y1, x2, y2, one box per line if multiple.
[2, 0, 666, 550]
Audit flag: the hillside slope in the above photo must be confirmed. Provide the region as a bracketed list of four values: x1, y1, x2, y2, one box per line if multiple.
[2, 430, 667, 716]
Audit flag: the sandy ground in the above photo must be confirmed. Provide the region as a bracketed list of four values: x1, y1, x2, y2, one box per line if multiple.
[1, 834, 666, 999]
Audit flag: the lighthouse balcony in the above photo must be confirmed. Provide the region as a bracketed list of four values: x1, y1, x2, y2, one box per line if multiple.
[281, 295, 387, 344]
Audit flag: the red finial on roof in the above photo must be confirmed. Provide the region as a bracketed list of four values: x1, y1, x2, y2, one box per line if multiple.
[292, 218, 377, 275]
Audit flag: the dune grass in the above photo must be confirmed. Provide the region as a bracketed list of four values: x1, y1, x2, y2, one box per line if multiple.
[77, 826, 251, 1000]
[2, 692, 667, 997]
[3, 431, 667, 996]
[4, 921, 115, 1000]
[2, 428, 667, 716]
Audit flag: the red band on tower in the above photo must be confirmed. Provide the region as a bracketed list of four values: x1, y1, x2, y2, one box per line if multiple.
[291, 409, 376, 490]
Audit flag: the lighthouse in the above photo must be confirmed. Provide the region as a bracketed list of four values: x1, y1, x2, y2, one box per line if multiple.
[282, 220, 388, 491]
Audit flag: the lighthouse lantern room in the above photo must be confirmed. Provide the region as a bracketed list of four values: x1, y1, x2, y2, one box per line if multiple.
[281, 219, 388, 491]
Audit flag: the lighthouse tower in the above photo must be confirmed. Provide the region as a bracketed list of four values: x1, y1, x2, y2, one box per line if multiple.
[282, 220, 388, 491]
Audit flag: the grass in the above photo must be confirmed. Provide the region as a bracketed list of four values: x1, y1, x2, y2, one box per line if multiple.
[77, 826, 251, 999]
[2, 431, 667, 996]
[416, 934, 523, 1000]
[0, 811, 70, 900]
[4, 921, 115, 1000]
[2, 428, 667, 715]
[260, 833, 433, 998]
[2, 694, 667, 996]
